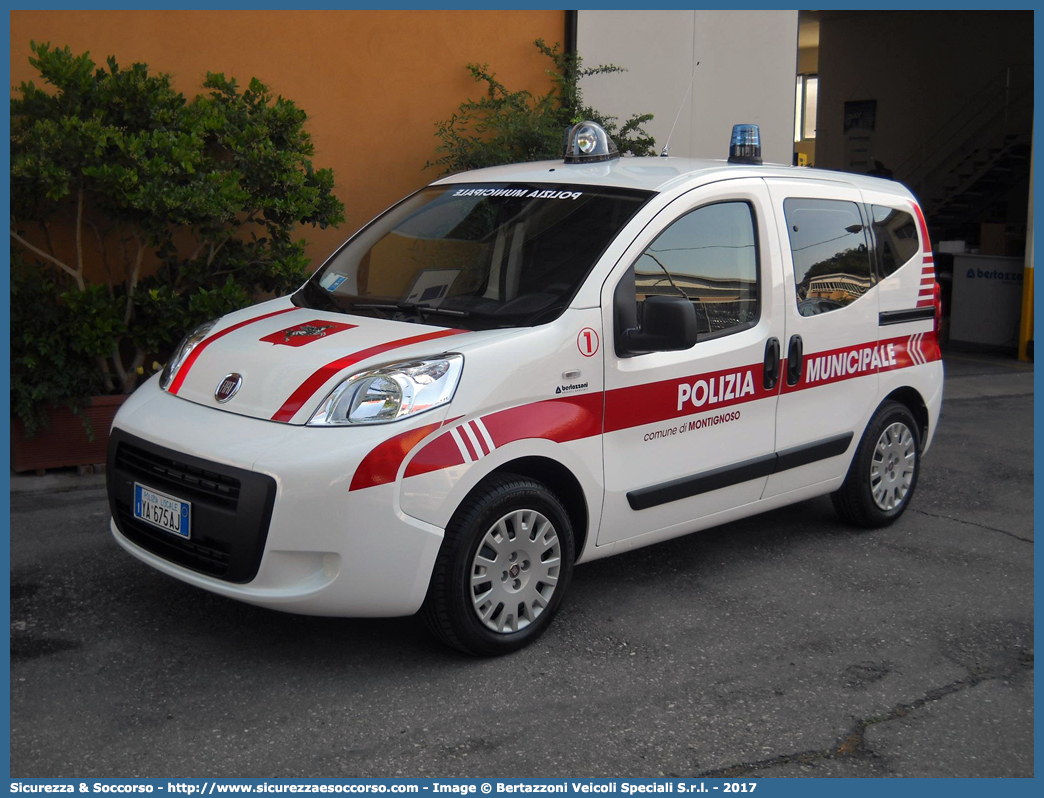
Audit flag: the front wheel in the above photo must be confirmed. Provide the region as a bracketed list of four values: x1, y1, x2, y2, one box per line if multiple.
[422, 474, 575, 656]
[831, 400, 921, 528]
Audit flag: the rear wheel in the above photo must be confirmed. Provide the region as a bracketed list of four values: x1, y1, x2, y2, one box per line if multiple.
[832, 400, 921, 528]
[422, 474, 575, 656]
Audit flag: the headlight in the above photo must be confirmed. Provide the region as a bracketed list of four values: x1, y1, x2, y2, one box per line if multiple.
[160, 319, 218, 391]
[308, 355, 464, 426]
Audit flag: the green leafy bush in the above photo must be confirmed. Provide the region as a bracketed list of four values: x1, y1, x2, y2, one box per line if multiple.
[10, 42, 346, 429]
[428, 39, 655, 175]
[10, 251, 109, 438]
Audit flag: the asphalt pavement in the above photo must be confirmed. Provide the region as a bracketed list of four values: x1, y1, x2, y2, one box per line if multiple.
[9, 352, 1034, 778]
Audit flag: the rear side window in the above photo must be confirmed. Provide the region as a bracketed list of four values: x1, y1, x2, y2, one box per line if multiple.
[783, 198, 872, 317]
[871, 205, 919, 276]
[633, 201, 758, 337]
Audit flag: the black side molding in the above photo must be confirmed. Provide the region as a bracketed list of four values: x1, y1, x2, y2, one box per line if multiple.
[627, 454, 776, 511]
[626, 432, 854, 511]
[775, 433, 854, 472]
[879, 307, 935, 326]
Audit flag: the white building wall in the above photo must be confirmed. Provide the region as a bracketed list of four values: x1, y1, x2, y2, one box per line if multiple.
[577, 10, 798, 165]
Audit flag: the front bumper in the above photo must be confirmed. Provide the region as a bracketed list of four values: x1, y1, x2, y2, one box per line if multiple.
[107, 379, 447, 617]
[109, 429, 278, 582]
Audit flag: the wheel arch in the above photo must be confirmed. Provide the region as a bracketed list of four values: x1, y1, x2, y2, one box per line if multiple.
[482, 456, 590, 561]
[881, 386, 929, 445]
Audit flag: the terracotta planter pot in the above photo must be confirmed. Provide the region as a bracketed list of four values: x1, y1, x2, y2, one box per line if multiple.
[11, 394, 128, 472]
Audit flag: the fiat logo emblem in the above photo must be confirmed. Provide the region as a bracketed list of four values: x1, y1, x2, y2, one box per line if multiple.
[215, 373, 243, 403]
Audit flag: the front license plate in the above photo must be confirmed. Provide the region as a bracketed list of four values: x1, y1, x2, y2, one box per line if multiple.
[133, 483, 191, 539]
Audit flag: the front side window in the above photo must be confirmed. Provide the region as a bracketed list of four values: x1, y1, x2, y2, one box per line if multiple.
[294, 184, 652, 331]
[784, 198, 872, 317]
[632, 201, 759, 337]
[871, 205, 919, 277]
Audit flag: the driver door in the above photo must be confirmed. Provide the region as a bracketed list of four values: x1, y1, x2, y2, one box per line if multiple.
[596, 179, 786, 548]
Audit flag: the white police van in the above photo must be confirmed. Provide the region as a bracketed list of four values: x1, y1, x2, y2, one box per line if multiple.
[107, 122, 943, 655]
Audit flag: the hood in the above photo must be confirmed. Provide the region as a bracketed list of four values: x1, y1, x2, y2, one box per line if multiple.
[166, 298, 496, 424]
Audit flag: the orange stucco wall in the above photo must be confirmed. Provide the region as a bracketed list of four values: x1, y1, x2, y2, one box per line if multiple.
[10, 9, 565, 266]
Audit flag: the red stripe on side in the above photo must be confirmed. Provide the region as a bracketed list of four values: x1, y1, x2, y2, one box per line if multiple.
[349, 421, 443, 491]
[468, 423, 490, 456]
[483, 392, 604, 446]
[400, 334, 943, 484]
[271, 329, 465, 423]
[403, 393, 604, 481]
[781, 334, 937, 394]
[880, 333, 939, 370]
[911, 202, 933, 258]
[916, 298, 935, 307]
[403, 429, 468, 479]
[168, 307, 298, 395]
[457, 427, 480, 460]
[921, 278, 936, 287]
[605, 362, 774, 434]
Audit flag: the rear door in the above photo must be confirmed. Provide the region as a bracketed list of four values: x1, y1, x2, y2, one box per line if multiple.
[763, 178, 881, 498]
[597, 178, 786, 547]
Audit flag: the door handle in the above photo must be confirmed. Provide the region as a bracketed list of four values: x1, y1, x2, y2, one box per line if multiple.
[763, 337, 781, 390]
[786, 334, 803, 386]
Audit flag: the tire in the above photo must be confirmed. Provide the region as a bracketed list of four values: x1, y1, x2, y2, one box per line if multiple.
[831, 400, 922, 528]
[422, 473, 575, 656]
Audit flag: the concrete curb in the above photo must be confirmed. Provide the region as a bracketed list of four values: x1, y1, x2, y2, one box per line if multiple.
[10, 471, 106, 495]
[943, 371, 1035, 401]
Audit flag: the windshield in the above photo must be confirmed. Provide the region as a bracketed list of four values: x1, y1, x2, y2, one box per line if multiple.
[294, 183, 653, 330]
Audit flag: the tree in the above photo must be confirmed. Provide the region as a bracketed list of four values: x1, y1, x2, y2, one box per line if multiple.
[10, 42, 346, 397]
[428, 39, 655, 175]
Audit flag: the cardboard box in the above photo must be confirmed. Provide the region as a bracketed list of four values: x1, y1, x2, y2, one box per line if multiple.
[980, 223, 1025, 257]
[980, 223, 1008, 256]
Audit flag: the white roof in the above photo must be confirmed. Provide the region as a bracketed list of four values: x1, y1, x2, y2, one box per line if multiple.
[432, 156, 914, 199]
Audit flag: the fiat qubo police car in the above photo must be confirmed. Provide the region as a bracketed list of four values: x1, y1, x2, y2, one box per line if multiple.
[107, 122, 943, 655]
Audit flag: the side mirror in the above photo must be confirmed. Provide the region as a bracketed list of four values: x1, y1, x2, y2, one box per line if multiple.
[619, 295, 698, 355]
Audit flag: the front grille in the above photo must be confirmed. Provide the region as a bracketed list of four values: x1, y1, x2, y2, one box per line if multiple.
[115, 443, 240, 509]
[108, 430, 276, 583]
[116, 506, 232, 576]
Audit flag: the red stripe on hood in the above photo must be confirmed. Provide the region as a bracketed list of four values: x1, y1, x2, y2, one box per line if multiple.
[271, 328, 465, 423]
[168, 307, 299, 395]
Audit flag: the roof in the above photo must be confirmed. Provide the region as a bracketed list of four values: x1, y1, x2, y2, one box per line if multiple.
[431, 156, 914, 199]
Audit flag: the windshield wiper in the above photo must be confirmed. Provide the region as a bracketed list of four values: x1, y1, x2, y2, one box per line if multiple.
[350, 302, 472, 323]
[293, 282, 340, 313]
[402, 302, 471, 318]
[347, 302, 397, 320]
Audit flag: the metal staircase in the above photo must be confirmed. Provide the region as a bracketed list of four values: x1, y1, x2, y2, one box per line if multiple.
[894, 64, 1032, 241]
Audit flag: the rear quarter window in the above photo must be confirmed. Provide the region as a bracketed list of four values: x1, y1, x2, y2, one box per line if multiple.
[871, 205, 919, 276]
